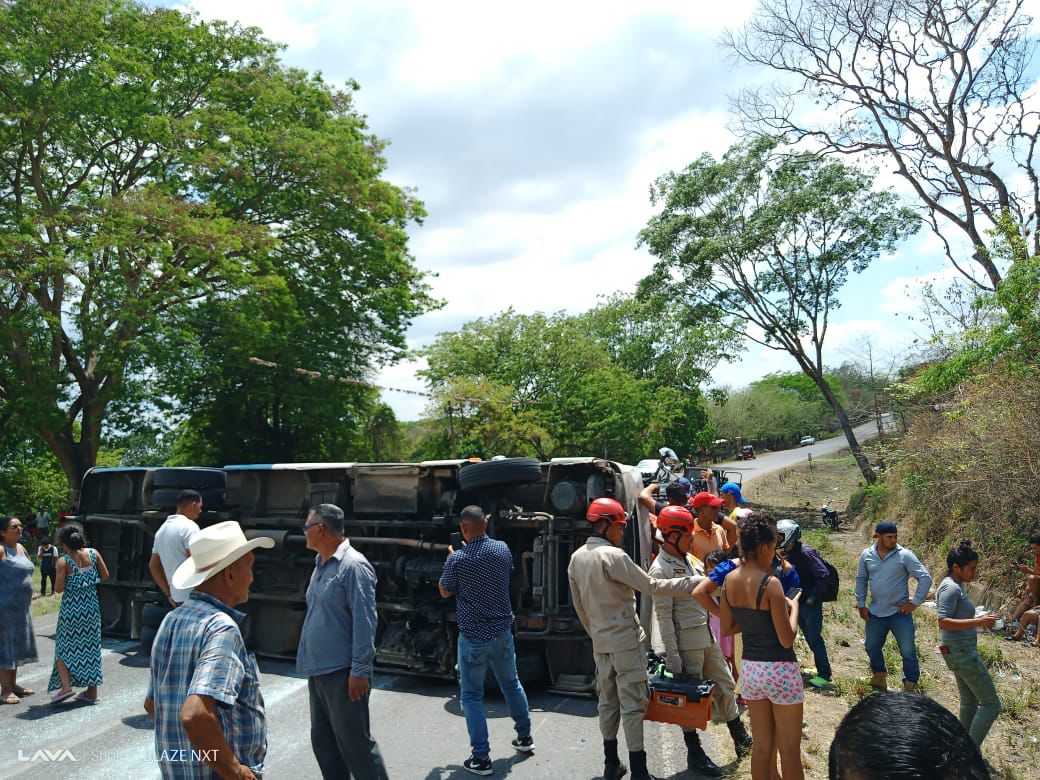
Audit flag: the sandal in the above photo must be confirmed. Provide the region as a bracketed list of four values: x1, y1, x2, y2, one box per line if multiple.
[74, 693, 100, 704]
[50, 690, 75, 704]
[2, 692, 21, 705]
[11, 686, 33, 696]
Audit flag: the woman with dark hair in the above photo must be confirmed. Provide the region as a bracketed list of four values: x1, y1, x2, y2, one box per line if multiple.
[0, 515, 38, 704]
[829, 692, 989, 779]
[935, 539, 1001, 747]
[48, 522, 109, 704]
[720, 513, 803, 780]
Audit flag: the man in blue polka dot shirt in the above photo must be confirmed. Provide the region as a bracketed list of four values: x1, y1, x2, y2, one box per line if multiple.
[439, 505, 533, 776]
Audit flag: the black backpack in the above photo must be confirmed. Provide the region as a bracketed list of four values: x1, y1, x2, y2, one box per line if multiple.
[805, 546, 840, 602]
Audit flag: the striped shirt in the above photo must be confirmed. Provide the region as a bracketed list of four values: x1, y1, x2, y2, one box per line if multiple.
[148, 592, 266, 779]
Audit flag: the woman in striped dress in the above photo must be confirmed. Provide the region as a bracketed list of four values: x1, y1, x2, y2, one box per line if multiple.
[49, 522, 109, 704]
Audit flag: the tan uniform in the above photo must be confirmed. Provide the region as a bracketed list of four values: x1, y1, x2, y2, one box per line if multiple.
[568, 536, 698, 751]
[649, 549, 739, 725]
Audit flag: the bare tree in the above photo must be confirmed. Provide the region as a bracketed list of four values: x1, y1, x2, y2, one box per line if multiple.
[727, 0, 1040, 292]
[640, 138, 919, 484]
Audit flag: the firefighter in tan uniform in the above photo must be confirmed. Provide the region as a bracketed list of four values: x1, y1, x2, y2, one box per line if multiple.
[649, 506, 753, 776]
[568, 497, 700, 780]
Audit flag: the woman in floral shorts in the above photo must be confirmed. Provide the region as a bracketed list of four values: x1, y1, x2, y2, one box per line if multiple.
[721, 513, 804, 780]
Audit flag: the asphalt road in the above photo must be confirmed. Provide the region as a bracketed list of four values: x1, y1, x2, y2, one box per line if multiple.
[708, 419, 888, 487]
[1, 613, 722, 780]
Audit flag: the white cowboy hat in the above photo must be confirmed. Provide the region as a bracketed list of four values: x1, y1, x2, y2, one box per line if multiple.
[172, 521, 275, 590]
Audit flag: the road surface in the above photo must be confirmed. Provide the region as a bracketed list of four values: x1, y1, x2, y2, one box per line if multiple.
[709, 419, 887, 486]
[1, 613, 711, 779]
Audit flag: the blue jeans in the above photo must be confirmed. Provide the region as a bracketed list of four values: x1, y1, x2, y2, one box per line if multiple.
[798, 600, 832, 681]
[458, 629, 531, 758]
[943, 639, 1002, 747]
[864, 612, 919, 683]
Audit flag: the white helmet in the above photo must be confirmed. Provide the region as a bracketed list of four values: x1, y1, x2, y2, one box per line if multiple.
[776, 519, 801, 551]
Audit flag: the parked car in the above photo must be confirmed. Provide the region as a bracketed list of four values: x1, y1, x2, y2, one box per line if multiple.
[636, 458, 660, 486]
[740, 445, 755, 460]
[799, 436, 816, 446]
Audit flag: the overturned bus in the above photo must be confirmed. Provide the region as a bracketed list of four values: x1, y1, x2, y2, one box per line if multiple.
[75, 457, 651, 694]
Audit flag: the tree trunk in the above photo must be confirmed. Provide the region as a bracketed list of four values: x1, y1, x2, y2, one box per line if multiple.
[38, 427, 98, 503]
[809, 372, 877, 485]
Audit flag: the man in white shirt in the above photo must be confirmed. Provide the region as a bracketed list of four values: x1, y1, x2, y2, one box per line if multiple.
[149, 490, 203, 606]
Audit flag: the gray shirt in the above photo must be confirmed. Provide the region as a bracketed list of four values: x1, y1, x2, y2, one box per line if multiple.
[936, 575, 977, 645]
[297, 539, 378, 678]
[855, 543, 932, 618]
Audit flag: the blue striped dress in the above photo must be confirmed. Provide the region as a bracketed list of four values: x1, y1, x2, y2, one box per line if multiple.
[49, 549, 102, 690]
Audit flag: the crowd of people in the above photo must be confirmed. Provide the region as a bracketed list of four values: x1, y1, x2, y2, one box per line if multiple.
[0, 475, 1032, 780]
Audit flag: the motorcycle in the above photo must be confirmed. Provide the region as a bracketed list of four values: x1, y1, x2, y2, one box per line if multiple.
[821, 503, 840, 530]
[649, 447, 685, 501]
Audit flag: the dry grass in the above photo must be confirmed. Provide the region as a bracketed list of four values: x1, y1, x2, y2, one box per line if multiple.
[732, 451, 1040, 780]
[888, 365, 1040, 587]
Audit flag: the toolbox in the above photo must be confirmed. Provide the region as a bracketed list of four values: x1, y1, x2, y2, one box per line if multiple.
[645, 673, 715, 730]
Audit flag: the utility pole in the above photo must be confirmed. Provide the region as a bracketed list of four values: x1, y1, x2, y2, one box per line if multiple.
[446, 403, 457, 458]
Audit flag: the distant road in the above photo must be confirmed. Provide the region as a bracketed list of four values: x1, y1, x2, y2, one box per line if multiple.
[708, 418, 888, 486]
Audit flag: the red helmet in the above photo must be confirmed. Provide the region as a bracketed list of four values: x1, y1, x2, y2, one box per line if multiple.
[657, 505, 695, 536]
[586, 497, 627, 526]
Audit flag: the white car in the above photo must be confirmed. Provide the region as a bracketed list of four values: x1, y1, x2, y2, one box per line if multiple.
[799, 436, 816, 446]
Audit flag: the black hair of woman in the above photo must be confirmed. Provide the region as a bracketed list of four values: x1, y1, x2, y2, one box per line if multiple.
[57, 522, 88, 550]
[947, 538, 979, 574]
[829, 692, 989, 779]
[738, 511, 775, 558]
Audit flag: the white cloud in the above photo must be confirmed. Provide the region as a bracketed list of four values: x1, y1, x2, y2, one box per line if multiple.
[176, 0, 959, 421]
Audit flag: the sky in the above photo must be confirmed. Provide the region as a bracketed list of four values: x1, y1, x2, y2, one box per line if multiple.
[177, 0, 974, 420]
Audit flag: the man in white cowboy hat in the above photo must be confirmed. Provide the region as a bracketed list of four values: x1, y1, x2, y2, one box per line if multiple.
[144, 521, 274, 780]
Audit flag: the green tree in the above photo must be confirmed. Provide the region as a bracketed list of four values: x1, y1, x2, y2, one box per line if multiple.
[418, 303, 712, 463]
[640, 138, 918, 483]
[0, 0, 431, 490]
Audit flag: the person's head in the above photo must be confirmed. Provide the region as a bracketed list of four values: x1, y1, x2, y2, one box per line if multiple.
[947, 539, 980, 583]
[173, 521, 274, 607]
[704, 548, 729, 575]
[303, 503, 345, 552]
[176, 489, 203, 520]
[657, 506, 695, 556]
[874, 521, 899, 552]
[586, 497, 627, 547]
[689, 491, 723, 528]
[57, 522, 87, 551]
[1, 515, 23, 544]
[739, 512, 777, 568]
[459, 504, 488, 541]
[719, 482, 745, 511]
[40, 535, 51, 545]
[776, 519, 801, 554]
[665, 478, 691, 506]
[1028, 533, 1040, 557]
[829, 692, 989, 780]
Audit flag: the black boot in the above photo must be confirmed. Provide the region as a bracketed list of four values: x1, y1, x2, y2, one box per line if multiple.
[603, 739, 627, 780]
[628, 749, 659, 780]
[726, 716, 753, 758]
[683, 731, 723, 777]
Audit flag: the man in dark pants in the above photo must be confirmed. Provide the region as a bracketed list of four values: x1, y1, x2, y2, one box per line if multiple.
[776, 519, 834, 687]
[439, 505, 533, 776]
[298, 503, 388, 780]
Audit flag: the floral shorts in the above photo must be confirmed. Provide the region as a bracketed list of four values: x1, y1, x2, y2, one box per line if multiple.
[740, 660, 804, 705]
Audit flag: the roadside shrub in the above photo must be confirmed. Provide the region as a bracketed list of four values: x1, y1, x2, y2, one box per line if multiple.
[847, 483, 888, 525]
[891, 360, 1040, 589]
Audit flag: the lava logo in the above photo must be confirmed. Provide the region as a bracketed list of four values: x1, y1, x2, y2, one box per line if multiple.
[17, 749, 78, 762]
